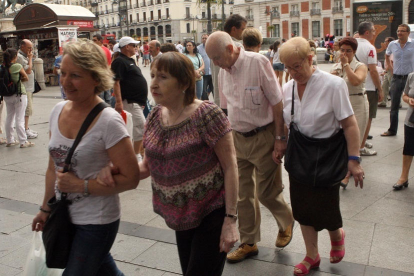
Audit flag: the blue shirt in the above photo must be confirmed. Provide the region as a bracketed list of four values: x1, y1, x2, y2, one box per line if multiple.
[386, 38, 414, 75]
[197, 44, 211, 75]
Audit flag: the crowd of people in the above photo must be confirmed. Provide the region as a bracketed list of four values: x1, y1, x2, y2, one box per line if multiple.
[0, 12, 409, 276]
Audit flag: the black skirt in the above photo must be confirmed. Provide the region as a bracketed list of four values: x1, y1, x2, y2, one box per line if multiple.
[289, 176, 342, 232]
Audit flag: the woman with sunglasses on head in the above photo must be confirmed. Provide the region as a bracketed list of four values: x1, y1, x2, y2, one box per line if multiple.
[184, 41, 205, 100]
[331, 37, 369, 189]
[280, 37, 364, 276]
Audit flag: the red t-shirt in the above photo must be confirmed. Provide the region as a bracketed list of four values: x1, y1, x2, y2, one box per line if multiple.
[143, 44, 149, 55]
[101, 46, 112, 65]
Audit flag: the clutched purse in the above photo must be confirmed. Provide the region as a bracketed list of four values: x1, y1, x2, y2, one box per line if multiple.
[34, 79, 41, 94]
[284, 83, 348, 187]
[42, 102, 108, 269]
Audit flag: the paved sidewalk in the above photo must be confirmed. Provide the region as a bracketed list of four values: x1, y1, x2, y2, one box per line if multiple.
[1, 64, 414, 276]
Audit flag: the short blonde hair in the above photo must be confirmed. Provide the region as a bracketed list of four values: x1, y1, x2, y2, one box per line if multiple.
[279, 37, 311, 64]
[242, 28, 263, 49]
[63, 40, 114, 94]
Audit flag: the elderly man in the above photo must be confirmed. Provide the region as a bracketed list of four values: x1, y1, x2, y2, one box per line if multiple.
[17, 39, 37, 139]
[206, 31, 294, 263]
[148, 40, 162, 58]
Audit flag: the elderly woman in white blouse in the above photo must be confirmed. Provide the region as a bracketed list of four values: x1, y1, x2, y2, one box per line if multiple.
[279, 37, 364, 276]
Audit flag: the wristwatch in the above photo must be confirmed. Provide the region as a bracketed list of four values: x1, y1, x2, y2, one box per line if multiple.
[83, 180, 90, 197]
[275, 135, 286, 141]
[348, 155, 361, 163]
[224, 213, 238, 221]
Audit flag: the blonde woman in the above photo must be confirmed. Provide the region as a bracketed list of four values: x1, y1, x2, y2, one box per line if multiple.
[32, 40, 139, 275]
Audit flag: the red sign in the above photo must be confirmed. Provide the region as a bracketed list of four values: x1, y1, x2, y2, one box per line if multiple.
[67, 21, 94, 28]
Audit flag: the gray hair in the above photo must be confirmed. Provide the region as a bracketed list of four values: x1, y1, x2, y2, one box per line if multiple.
[279, 37, 311, 64]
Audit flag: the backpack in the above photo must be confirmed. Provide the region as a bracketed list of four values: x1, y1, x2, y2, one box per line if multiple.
[0, 64, 21, 103]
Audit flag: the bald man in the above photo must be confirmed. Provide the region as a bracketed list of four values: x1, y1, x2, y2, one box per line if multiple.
[148, 40, 162, 58]
[206, 32, 294, 263]
[17, 39, 38, 139]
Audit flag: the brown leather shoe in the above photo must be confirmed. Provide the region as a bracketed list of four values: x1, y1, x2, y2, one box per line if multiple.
[226, 243, 259, 263]
[276, 221, 294, 248]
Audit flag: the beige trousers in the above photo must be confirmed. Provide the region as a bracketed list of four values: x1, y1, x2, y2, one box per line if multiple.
[233, 123, 293, 244]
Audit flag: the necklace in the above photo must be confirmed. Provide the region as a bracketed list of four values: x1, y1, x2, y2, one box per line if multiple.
[164, 106, 186, 144]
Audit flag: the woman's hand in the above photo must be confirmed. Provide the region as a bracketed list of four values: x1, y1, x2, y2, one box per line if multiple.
[272, 140, 286, 164]
[348, 160, 364, 189]
[340, 53, 348, 66]
[195, 70, 201, 78]
[32, 211, 49, 232]
[408, 97, 414, 108]
[97, 165, 120, 187]
[56, 170, 83, 193]
[219, 217, 239, 253]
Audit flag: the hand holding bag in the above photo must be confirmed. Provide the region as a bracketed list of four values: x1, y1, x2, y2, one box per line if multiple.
[42, 102, 108, 269]
[284, 83, 348, 187]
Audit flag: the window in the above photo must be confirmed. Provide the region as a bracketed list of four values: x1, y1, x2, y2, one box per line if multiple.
[143, 27, 148, 36]
[312, 2, 319, 9]
[166, 8, 169, 18]
[158, 9, 161, 19]
[136, 13, 139, 22]
[143, 11, 146, 21]
[137, 28, 141, 36]
[186, 23, 190, 33]
[334, 19, 343, 36]
[312, 21, 320, 38]
[202, 11, 205, 18]
[291, 22, 299, 37]
[272, 6, 279, 12]
[334, 0, 342, 8]
[150, 11, 154, 20]
[274, 24, 280, 37]
[130, 14, 132, 22]
[186, 7, 190, 18]
[291, 4, 298, 11]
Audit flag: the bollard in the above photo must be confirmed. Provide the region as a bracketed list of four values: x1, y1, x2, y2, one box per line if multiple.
[33, 58, 47, 90]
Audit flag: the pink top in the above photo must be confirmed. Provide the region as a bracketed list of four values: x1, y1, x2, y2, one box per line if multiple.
[218, 48, 283, 132]
[143, 101, 231, 231]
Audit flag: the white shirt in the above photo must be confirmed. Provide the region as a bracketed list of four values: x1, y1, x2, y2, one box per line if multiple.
[355, 38, 377, 91]
[283, 69, 354, 138]
[49, 101, 130, 225]
[270, 50, 281, 64]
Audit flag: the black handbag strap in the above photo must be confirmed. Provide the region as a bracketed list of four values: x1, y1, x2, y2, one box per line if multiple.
[63, 102, 108, 173]
[291, 82, 295, 122]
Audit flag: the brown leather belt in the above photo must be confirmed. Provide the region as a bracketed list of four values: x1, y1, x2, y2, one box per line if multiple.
[236, 123, 272, 138]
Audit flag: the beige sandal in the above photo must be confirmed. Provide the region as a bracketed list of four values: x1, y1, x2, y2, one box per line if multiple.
[20, 141, 35, 148]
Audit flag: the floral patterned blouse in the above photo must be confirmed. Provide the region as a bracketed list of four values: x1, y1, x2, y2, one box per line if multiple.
[143, 101, 231, 231]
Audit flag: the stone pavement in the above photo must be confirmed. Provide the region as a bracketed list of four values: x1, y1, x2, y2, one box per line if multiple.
[1, 63, 414, 276]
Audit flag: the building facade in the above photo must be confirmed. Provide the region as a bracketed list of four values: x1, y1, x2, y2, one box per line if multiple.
[88, 0, 233, 43]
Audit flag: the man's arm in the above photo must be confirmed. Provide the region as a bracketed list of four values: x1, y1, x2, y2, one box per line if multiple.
[271, 100, 286, 164]
[113, 80, 123, 113]
[368, 64, 384, 102]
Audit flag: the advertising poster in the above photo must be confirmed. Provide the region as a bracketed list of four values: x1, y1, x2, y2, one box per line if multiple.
[57, 27, 78, 53]
[353, 0, 403, 61]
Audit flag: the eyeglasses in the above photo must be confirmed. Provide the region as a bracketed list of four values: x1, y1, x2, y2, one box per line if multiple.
[284, 58, 307, 73]
[340, 49, 353, 53]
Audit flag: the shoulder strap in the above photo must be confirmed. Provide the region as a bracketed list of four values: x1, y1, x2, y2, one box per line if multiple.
[63, 102, 108, 173]
[196, 54, 200, 68]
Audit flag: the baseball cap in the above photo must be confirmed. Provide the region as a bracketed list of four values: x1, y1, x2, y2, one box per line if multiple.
[119, 36, 139, 48]
[113, 43, 120, 53]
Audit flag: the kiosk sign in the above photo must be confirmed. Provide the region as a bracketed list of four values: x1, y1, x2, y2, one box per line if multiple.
[353, 0, 403, 61]
[58, 27, 78, 53]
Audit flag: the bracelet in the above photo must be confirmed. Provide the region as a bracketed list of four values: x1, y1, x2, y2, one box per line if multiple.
[39, 207, 51, 214]
[224, 213, 238, 220]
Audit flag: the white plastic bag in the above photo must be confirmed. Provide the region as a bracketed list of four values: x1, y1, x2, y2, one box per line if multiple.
[23, 232, 64, 276]
[121, 110, 134, 143]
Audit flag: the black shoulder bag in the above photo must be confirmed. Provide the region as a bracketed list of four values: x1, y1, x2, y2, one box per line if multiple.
[284, 83, 348, 187]
[42, 102, 108, 269]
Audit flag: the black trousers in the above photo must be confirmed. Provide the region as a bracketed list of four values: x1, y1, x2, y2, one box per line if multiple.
[201, 75, 214, 100]
[175, 207, 226, 276]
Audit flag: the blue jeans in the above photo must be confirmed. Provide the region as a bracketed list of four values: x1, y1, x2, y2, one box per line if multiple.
[63, 220, 124, 276]
[196, 79, 203, 100]
[388, 76, 408, 134]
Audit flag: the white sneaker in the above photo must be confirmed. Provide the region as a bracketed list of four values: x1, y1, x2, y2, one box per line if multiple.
[26, 129, 38, 139]
[365, 142, 373, 149]
[360, 147, 377, 156]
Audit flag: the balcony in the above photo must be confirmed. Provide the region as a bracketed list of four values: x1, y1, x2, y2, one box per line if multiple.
[91, 1, 98, 6]
[147, 0, 153, 5]
[332, 6, 344, 13]
[141, 1, 146, 6]
[95, 12, 99, 16]
[112, 23, 117, 27]
[163, 0, 169, 2]
[155, 0, 161, 4]
[184, 14, 191, 19]
[290, 11, 299, 17]
[246, 14, 253, 20]
[161, 15, 171, 20]
[99, 11, 104, 15]
[310, 8, 321, 15]
[271, 11, 280, 19]
[119, 6, 127, 11]
[245, 0, 253, 2]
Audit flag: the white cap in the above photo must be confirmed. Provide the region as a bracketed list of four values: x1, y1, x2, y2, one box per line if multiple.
[119, 36, 139, 48]
[113, 43, 120, 53]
